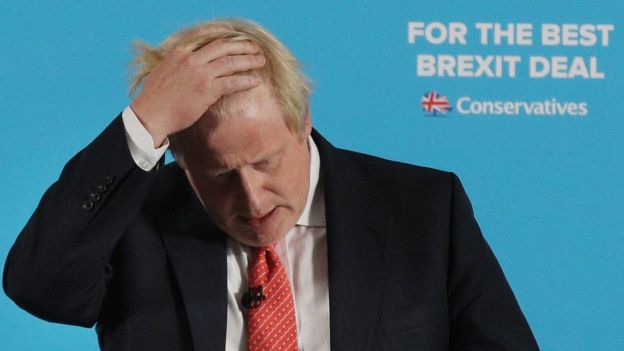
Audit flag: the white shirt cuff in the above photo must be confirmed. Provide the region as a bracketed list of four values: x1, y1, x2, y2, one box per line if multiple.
[121, 106, 169, 171]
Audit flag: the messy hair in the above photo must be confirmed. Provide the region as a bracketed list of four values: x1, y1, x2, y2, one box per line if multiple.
[129, 18, 312, 163]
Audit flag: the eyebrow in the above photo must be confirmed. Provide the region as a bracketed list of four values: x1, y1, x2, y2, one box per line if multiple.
[205, 144, 286, 175]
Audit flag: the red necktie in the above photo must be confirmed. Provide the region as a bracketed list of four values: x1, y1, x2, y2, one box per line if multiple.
[246, 244, 298, 351]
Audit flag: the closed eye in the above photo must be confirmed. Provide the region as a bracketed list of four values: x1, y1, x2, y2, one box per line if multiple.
[254, 159, 269, 167]
[207, 168, 235, 181]
[253, 156, 279, 171]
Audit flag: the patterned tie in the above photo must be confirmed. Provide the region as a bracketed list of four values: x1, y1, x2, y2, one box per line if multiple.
[245, 244, 298, 351]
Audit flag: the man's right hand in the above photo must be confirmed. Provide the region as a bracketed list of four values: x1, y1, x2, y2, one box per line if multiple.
[130, 38, 266, 147]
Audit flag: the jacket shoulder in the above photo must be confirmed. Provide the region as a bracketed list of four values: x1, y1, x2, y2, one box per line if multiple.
[330, 146, 457, 196]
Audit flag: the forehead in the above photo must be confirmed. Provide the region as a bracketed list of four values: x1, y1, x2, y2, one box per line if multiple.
[211, 83, 278, 120]
[205, 109, 286, 158]
[178, 85, 293, 167]
[197, 83, 285, 143]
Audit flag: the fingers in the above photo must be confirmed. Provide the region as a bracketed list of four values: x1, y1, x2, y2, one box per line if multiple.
[177, 38, 266, 81]
[209, 54, 266, 78]
[194, 39, 261, 64]
[213, 74, 264, 96]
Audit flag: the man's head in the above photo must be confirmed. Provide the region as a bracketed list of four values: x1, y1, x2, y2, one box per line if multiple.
[130, 19, 313, 247]
[130, 18, 312, 146]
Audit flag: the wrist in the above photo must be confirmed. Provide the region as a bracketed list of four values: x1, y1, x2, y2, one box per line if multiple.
[130, 98, 168, 148]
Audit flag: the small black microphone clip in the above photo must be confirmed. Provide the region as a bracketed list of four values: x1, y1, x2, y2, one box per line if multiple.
[242, 285, 265, 309]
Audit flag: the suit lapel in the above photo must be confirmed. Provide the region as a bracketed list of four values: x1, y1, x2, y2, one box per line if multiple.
[155, 167, 228, 351]
[314, 131, 389, 351]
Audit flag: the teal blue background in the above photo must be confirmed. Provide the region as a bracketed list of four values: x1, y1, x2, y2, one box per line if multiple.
[1, 1, 622, 349]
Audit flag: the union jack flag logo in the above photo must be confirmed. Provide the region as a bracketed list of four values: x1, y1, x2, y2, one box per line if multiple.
[421, 91, 452, 116]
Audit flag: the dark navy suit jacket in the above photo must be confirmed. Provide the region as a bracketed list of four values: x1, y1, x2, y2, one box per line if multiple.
[4, 116, 539, 350]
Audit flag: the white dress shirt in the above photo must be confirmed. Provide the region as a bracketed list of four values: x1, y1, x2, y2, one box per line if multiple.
[121, 107, 331, 350]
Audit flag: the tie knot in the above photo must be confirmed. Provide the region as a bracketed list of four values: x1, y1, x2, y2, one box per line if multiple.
[258, 243, 277, 255]
[257, 243, 276, 256]
[249, 244, 280, 287]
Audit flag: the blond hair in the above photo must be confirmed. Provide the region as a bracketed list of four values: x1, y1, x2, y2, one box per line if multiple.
[129, 18, 311, 137]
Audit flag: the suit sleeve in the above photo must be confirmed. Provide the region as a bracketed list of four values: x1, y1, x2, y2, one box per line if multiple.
[3, 115, 161, 327]
[447, 174, 539, 350]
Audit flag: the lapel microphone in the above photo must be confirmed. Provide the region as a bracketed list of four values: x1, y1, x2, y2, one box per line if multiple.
[242, 285, 265, 309]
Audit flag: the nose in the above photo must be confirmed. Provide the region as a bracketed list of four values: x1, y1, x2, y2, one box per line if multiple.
[237, 168, 263, 216]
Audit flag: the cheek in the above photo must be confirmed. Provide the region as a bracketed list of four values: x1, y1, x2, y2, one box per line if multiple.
[278, 150, 310, 200]
[185, 173, 230, 215]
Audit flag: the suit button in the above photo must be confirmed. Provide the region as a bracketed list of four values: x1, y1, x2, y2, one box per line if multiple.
[90, 192, 101, 202]
[104, 175, 115, 185]
[97, 184, 107, 193]
[82, 201, 94, 211]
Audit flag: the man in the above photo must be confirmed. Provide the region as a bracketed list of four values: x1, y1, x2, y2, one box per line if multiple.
[4, 18, 539, 350]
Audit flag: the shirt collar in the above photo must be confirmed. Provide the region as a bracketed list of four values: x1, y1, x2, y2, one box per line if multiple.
[296, 135, 326, 227]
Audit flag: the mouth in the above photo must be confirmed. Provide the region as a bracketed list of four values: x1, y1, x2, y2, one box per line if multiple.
[244, 207, 278, 230]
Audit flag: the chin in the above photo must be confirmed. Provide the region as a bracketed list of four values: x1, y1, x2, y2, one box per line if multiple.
[250, 231, 284, 247]
[237, 218, 294, 247]
[244, 226, 291, 247]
